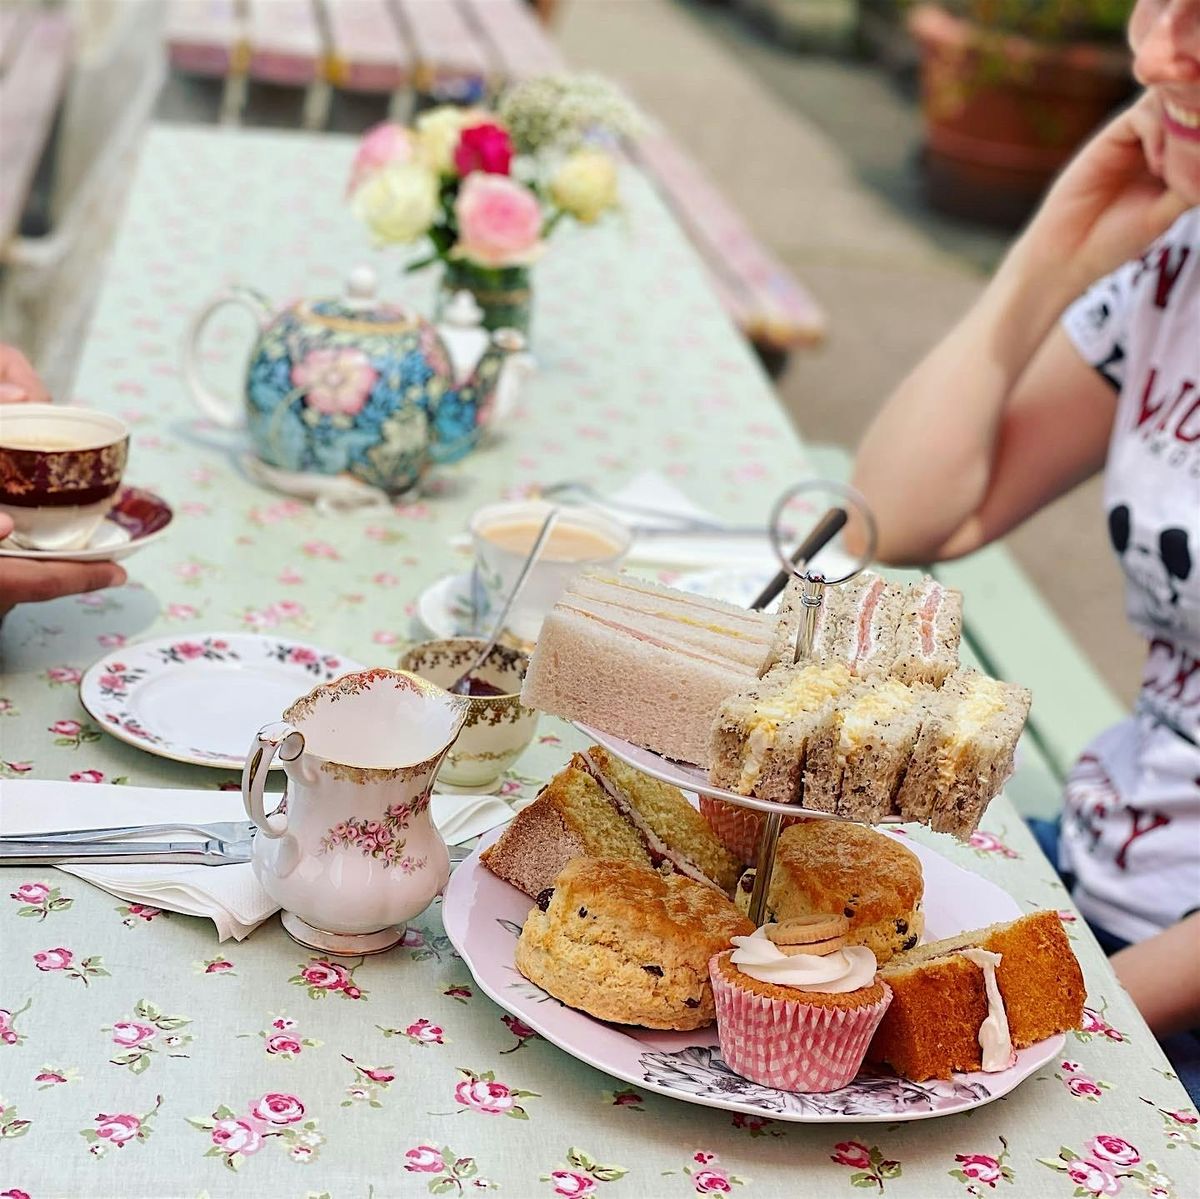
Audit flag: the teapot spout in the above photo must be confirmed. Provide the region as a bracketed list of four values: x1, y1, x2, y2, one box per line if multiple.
[469, 328, 534, 427]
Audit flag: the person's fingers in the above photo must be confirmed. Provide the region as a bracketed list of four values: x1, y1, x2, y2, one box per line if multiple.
[0, 382, 29, 403]
[0, 346, 50, 404]
[1128, 92, 1167, 178]
[0, 559, 127, 606]
[0, 513, 12, 539]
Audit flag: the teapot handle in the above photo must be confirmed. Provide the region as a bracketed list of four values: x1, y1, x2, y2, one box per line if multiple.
[182, 286, 273, 429]
[242, 721, 304, 840]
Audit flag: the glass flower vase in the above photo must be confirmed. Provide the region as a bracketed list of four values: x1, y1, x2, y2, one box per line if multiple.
[436, 260, 532, 337]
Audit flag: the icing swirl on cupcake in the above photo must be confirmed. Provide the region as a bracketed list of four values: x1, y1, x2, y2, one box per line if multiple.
[730, 925, 878, 993]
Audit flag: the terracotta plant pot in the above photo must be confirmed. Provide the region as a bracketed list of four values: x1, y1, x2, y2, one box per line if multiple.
[908, 3, 1133, 227]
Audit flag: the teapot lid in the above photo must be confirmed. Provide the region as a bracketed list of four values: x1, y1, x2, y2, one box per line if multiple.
[300, 266, 420, 332]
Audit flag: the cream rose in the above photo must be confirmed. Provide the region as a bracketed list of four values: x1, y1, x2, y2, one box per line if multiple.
[416, 105, 489, 174]
[351, 162, 439, 245]
[550, 148, 619, 224]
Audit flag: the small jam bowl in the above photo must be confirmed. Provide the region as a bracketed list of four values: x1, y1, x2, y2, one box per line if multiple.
[398, 637, 538, 787]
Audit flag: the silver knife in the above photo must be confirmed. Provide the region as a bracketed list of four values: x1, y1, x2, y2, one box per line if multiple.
[2, 821, 256, 845]
[0, 837, 252, 867]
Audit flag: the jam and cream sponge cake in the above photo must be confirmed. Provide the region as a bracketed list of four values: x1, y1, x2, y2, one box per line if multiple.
[480, 748, 741, 899]
[515, 857, 753, 1030]
[867, 910, 1085, 1080]
[520, 571, 797, 768]
[736, 822, 925, 965]
[893, 669, 1031, 840]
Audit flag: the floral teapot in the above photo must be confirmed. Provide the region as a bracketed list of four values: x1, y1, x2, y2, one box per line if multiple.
[183, 266, 530, 493]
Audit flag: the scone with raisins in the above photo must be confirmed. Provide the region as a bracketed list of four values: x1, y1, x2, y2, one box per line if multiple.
[515, 858, 752, 1030]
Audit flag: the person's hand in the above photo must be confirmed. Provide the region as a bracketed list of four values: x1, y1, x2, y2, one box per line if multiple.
[0, 344, 50, 404]
[0, 512, 126, 620]
[1017, 93, 1191, 297]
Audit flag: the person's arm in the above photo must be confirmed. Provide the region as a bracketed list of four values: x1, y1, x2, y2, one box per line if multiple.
[1110, 912, 1200, 1038]
[0, 345, 50, 403]
[852, 95, 1190, 564]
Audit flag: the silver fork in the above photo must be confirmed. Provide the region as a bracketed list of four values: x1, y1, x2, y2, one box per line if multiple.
[0, 837, 253, 866]
[1, 820, 257, 845]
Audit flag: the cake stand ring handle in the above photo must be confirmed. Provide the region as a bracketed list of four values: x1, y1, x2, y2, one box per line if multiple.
[767, 478, 877, 590]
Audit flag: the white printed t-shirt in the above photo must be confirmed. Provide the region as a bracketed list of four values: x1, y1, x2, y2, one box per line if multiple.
[1060, 208, 1200, 944]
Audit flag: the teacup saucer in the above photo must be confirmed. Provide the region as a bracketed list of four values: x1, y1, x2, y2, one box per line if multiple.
[416, 571, 479, 641]
[0, 486, 173, 562]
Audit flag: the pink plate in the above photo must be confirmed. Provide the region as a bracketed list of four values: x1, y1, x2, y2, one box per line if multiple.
[0, 485, 173, 563]
[442, 826, 1064, 1123]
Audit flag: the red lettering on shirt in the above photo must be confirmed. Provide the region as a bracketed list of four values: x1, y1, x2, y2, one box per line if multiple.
[1143, 639, 1200, 706]
[1154, 246, 1192, 309]
[1134, 371, 1200, 445]
[1114, 808, 1171, 870]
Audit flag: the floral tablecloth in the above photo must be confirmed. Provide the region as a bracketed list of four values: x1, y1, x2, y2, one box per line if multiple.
[1, 125, 1196, 1199]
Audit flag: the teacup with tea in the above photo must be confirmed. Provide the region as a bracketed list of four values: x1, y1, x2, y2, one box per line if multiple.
[469, 499, 631, 644]
[0, 404, 130, 551]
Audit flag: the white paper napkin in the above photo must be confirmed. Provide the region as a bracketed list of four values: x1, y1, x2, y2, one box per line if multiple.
[1, 781, 513, 942]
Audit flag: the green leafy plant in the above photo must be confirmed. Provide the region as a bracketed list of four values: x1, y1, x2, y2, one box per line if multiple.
[931, 0, 1130, 44]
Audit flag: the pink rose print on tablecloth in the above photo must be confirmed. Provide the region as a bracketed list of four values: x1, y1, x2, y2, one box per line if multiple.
[341, 1056, 396, 1108]
[405, 1143, 497, 1191]
[671, 1152, 745, 1193]
[195, 956, 236, 975]
[45, 665, 82, 686]
[382, 1017, 445, 1047]
[730, 1112, 782, 1138]
[1075, 1002, 1129, 1046]
[69, 769, 107, 784]
[289, 957, 367, 1001]
[541, 1148, 628, 1195]
[1057, 1060, 1114, 1101]
[106, 999, 192, 1073]
[0, 1000, 31, 1047]
[188, 1094, 325, 1170]
[1139, 1096, 1200, 1151]
[34, 948, 108, 986]
[500, 1013, 538, 1054]
[968, 829, 1020, 859]
[831, 1141, 901, 1189]
[118, 902, 165, 927]
[255, 1015, 320, 1059]
[1039, 1134, 1173, 1196]
[949, 1137, 1015, 1192]
[48, 718, 101, 749]
[1, 760, 33, 779]
[452, 1068, 538, 1119]
[35, 1065, 78, 1089]
[1, 1097, 32, 1140]
[80, 1095, 162, 1157]
[609, 1088, 644, 1111]
[293, 347, 377, 417]
[445, 984, 473, 1003]
[11, 880, 72, 920]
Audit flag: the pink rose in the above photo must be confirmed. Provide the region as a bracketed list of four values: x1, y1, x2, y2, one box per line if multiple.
[1103, 1027, 1126, 1042]
[35, 1070, 66, 1085]
[407, 1019, 444, 1043]
[454, 122, 513, 176]
[502, 1014, 536, 1039]
[1066, 1159, 1120, 1196]
[1080, 1008, 1106, 1033]
[1061, 1059, 1083, 1072]
[70, 770, 104, 784]
[455, 1078, 514, 1114]
[348, 122, 414, 194]
[99, 674, 124, 690]
[175, 641, 206, 659]
[265, 1033, 303, 1055]
[2, 1191, 32, 1199]
[205, 959, 234, 973]
[301, 961, 349, 989]
[405, 1145, 445, 1173]
[550, 1170, 596, 1197]
[445, 985, 472, 1000]
[344, 985, 363, 1000]
[454, 174, 543, 267]
[362, 1066, 395, 1083]
[832, 1141, 872, 1170]
[692, 1170, 733, 1194]
[290, 647, 317, 664]
[126, 904, 161, 920]
[613, 1091, 643, 1107]
[1168, 1109, 1198, 1124]
[47, 666, 81, 683]
[1088, 1135, 1140, 1167]
[251, 1092, 305, 1125]
[112, 1021, 157, 1048]
[211, 1116, 263, 1155]
[294, 347, 377, 417]
[95, 1112, 141, 1145]
[955, 1154, 1002, 1185]
[1068, 1075, 1104, 1098]
[34, 946, 73, 971]
[98, 633, 126, 648]
[12, 882, 50, 904]
[49, 719, 82, 736]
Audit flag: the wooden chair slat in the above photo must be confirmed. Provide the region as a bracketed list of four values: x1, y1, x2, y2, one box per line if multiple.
[460, 0, 565, 84]
[165, 0, 244, 77]
[0, 3, 34, 77]
[321, 0, 410, 92]
[632, 126, 826, 350]
[393, 0, 488, 98]
[246, 0, 323, 85]
[0, 10, 72, 246]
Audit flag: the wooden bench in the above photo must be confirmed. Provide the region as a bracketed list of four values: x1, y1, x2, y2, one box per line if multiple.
[803, 442, 1127, 819]
[0, 6, 73, 246]
[163, 0, 826, 362]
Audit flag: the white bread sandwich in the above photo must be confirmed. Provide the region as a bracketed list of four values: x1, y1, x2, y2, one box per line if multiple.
[520, 571, 790, 767]
[809, 572, 906, 676]
[893, 668, 1031, 838]
[709, 662, 856, 802]
[889, 579, 963, 686]
[802, 677, 933, 821]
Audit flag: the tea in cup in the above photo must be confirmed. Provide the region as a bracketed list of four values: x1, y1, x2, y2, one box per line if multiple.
[469, 499, 631, 644]
[0, 404, 129, 551]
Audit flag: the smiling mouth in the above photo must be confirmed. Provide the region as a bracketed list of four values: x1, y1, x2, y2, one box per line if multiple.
[1163, 98, 1200, 141]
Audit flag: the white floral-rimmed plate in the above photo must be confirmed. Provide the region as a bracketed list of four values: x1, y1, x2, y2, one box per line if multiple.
[443, 825, 1064, 1123]
[79, 632, 364, 769]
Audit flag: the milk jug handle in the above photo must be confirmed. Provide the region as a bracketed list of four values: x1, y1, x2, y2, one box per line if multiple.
[183, 286, 272, 429]
[242, 722, 303, 839]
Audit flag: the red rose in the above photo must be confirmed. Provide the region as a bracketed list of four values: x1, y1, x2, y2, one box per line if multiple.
[831, 1141, 872, 1170]
[454, 122, 512, 176]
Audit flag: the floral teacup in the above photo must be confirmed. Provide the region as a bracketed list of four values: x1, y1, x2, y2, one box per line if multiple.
[398, 638, 538, 788]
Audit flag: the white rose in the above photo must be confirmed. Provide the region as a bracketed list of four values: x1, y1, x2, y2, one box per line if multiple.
[550, 148, 619, 223]
[416, 105, 488, 174]
[351, 162, 439, 245]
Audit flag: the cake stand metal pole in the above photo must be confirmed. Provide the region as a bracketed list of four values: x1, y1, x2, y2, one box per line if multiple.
[792, 573, 827, 663]
[747, 810, 782, 927]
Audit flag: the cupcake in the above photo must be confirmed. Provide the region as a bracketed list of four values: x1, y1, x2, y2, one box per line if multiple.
[709, 913, 893, 1093]
[698, 796, 806, 865]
